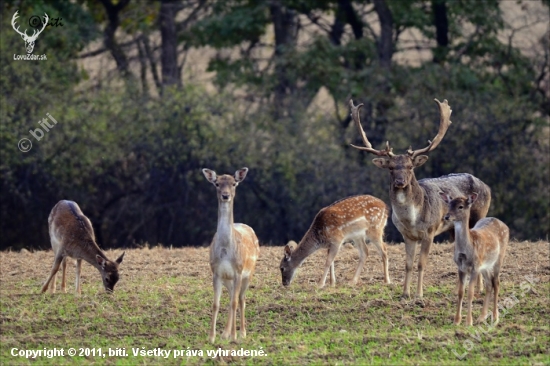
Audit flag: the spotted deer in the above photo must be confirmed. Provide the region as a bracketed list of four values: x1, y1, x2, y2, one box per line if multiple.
[440, 192, 509, 326]
[280, 195, 390, 287]
[202, 168, 260, 343]
[41, 200, 124, 294]
[350, 98, 491, 299]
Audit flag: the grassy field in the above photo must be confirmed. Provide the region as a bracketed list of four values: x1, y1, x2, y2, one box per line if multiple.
[1, 240, 548, 365]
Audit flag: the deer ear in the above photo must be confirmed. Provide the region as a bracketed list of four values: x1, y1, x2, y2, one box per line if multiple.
[202, 169, 217, 184]
[284, 244, 293, 260]
[372, 158, 390, 169]
[96, 255, 106, 267]
[234, 168, 248, 183]
[116, 251, 125, 264]
[468, 193, 478, 205]
[413, 155, 429, 167]
[439, 192, 452, 203]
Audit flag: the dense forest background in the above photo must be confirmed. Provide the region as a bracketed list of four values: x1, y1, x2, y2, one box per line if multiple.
[1, 0, 548, 250]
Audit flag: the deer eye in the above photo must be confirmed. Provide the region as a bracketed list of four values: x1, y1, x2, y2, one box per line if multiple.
[458, 205, 464, 209]
[232, 183, 237, 187]
[215, 183, 219, 187]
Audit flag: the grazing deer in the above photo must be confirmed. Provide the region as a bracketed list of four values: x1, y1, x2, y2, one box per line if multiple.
[439, 192, 509, 326]
[41, 200, 124, 294]
[350, 98, 491, 299]
[280, 195, 390, 287]
[202, 168, 260, 343]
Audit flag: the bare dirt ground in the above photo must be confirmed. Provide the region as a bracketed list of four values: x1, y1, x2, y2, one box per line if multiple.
[1, 240, 548, 300]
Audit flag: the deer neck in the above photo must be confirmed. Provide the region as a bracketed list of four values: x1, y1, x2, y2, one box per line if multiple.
[453, 216, 473, 252]
[215, 201, 235, 246]
[290, 232, 322, 269]
[76, 240, 107, 271]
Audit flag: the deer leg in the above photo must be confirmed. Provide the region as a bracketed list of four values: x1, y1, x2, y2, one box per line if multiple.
[492, 273, 500, 326]
[320, 244, 340, 288]
[350, 238, 367, 285]
[229, 276, 242, 341]
[209, 275, 222, 343]
[455, 270, 466, 325]
[75, 259, 82, 295]
[402, 238, 417, 299]
[476, 275, 484, 296]
[477, 272, 491, 324]
[416, 237, 433, 299]
[60, 257, 67, 293]
[221, 278, 234, 340]
[370, 234, 391, 284]
[239, 276, 250, 339]
[50, 268, 58, 294]
[41, 254, 64, 293]
[466, 271, 478, 326]
[330, 261, 336, 286]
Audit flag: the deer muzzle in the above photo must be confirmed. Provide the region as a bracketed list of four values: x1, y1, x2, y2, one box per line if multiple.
[394, 178, 406, 188]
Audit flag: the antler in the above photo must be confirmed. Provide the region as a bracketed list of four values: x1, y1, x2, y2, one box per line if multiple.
[408, 98, 452, 159]
[11, 11, 48, 41]
[349, 99, 394, 157]
[11, 11, 27, 38]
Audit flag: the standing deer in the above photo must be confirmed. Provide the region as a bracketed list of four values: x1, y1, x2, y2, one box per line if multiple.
[350, 98, 491, 299]
[202, 168, 260, 343]
[280, 195, 390, 287]
[41, 200, 125, 294]
[439, 192, 509, 326]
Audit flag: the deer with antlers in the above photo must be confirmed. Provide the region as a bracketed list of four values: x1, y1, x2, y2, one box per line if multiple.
[350, 98, 491, 299]
[11, 10, 48, 54]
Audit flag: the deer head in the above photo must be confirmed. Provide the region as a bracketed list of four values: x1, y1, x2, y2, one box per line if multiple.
[439, 192, 479, 222]
[280, 241, 298, 286]
[202, 168, 248, 203]
[350, 98, 452, 190]
[12, 11, 49, 54]
[96, 252, 125, 292]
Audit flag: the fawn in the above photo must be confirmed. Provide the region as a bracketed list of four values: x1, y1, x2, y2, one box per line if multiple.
[440, 192, 508, 326]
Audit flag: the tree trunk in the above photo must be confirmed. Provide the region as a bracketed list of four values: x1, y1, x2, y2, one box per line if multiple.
[373, 0, 393, 69]
[432, 0, 449, 63]
[99, 0, 132, 78]
[159, 0, 182, 90]
[269, 2, 298, 118]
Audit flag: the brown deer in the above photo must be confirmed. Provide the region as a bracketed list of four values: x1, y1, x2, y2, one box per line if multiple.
[439, 192, 509, 326]
[41, 200, 124, 294]
[280, 195, 390, 287]
[202, 168, 260, 343]
[350, 98, 491, 299]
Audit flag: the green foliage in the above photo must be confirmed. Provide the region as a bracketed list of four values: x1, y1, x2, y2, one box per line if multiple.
[186, 1, 269, 48]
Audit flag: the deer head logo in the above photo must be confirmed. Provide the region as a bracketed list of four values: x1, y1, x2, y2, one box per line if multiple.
[11, 11, 48, 54]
